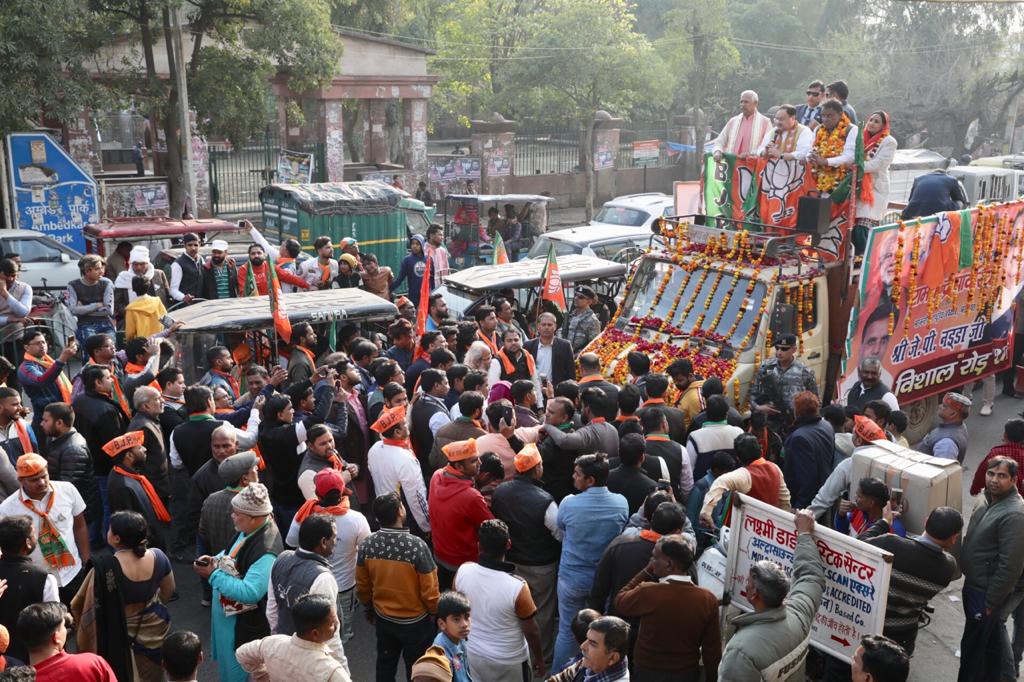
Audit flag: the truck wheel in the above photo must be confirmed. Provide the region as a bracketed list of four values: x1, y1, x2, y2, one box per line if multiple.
[903, 394, 938, 445]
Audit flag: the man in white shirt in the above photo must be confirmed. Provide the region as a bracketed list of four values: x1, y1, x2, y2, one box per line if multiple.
[808, 99, 859, 181]
[0, 454, 89, 604]
[300, 236, 339, 290]
[367, 405, 431, 534]
[756, 105, 813, 162]
[454, 519, 548, 680]
[237, 593, 352, 682]
[713, 90, 772, 160]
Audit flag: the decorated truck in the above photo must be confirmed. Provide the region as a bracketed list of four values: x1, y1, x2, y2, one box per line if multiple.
[586, 152, 1024, 442]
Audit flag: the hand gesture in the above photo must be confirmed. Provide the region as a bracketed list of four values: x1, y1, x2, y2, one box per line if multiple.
[269, 366, 288, 387]
[193, 556, 216, 578]
[253, 394, 266, 413]
[498, 417, 515, 438]
[168, 321, 185, 335]
[838, 499, 853, 514]
[699, 511, 715, 530]
[145, 338, 160, 357]
[793, 509, 816, 535]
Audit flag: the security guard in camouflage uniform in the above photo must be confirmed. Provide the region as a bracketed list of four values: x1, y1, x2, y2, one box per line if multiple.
[750, 334, 818, 436]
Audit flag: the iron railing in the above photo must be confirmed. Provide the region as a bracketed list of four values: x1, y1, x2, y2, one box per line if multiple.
[209, 133, 326, 215]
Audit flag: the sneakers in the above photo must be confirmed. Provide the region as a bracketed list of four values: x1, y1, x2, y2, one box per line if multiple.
[980, 403, 993, 416]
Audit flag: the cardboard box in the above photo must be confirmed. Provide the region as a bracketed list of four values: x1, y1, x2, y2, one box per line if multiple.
[850, 440, 963, 535]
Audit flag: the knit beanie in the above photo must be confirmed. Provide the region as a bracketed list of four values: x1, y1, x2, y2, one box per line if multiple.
[230, 482, 273, 516]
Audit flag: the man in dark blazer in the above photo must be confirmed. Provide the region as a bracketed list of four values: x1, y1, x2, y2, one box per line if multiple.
[901, 169, 968, 220]
[525, 312, 575, 387]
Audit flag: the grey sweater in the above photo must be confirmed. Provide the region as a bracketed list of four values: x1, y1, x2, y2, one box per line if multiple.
[961, 490, 1024, 614]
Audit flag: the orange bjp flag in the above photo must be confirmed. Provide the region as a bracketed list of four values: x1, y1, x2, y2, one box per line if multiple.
[540, 243, 567, 311]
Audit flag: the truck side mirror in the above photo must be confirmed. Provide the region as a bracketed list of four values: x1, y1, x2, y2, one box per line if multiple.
[60, 252, 70, 264]
[769, 302, 796, 338]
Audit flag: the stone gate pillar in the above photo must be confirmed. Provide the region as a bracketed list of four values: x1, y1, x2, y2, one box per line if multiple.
[403, 98, 429, 181]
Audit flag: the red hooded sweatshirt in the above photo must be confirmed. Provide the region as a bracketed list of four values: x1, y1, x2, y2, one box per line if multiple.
[428, 467, 494, 568]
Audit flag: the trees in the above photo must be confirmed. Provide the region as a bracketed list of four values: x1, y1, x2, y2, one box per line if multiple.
[504, 0, 666, 218]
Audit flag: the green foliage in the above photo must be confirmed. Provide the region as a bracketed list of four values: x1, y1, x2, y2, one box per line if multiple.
[0, 0, 113, 135]
[188, 47, 275, 145]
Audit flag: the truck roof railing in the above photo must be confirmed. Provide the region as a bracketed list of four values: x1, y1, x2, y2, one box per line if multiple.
[656, 213, 823, 267]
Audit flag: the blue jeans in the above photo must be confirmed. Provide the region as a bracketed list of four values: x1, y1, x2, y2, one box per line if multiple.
[959, 585, 1015, 681]
[554, 578, 592, 670]
[90, 474, 109, 548]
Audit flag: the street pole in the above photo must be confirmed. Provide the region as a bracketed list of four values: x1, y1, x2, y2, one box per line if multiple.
[170, 5, 196, 217]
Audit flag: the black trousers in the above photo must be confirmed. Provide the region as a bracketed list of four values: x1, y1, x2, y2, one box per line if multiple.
[375, 614, 435, 681]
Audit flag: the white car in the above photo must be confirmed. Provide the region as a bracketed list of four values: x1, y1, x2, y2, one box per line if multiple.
[526, 224, 658, 263]
[590, 192, 676, 231]
[0, 230, 82, 292]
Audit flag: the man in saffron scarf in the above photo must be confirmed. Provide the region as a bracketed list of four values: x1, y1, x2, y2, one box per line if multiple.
[366, 405, 432, 537]
[0, 388, 37, 496]
[18, 330, 77, 447]
[713, 90, 772, 161]
[105, 431, 170, 552]
[0, 453, 90, 605]
[300, 236, 339, 290]
[237, 244, 310, 296]
[287, 468, 370, 644]
[756, 104, 813, 161]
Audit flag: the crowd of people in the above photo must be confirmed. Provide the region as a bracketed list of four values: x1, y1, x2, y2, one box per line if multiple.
[0, 84, 1013, 682]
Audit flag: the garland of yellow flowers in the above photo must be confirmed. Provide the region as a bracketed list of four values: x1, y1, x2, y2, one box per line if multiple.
[889, 223, 905, 336]
[811, 114, 851, 193]
[694, 268, 727, 332]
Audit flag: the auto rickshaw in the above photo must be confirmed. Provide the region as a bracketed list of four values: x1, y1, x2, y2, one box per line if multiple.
[442, 193, 552, 270]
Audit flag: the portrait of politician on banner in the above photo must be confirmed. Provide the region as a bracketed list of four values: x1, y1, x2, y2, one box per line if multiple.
[839, 201, 1024, 404]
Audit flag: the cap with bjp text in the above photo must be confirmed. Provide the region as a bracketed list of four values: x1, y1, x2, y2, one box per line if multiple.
[442, 438, 479, 462]
[102, 431, 145, 458]
[853, 415, 886, 443]
[15, 454, 47, 479]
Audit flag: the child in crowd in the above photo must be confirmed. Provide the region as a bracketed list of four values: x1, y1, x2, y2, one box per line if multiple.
[433, 591, 472, 682]
[889, 410, 910, 448]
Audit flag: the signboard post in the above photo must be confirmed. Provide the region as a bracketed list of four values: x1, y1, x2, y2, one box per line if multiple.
[632, 139, 660, 192]
[724, 494, 893, 663]
[6, 133, 98, 251]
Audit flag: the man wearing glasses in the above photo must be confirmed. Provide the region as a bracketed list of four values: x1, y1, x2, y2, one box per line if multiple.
[749, 334, 819, 435]
[795, 80, 825, 129]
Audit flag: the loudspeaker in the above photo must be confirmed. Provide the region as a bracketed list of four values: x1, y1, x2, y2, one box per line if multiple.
[796, 194, 831, 235]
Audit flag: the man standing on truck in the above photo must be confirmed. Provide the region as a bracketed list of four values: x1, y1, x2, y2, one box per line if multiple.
[750, 334, 818, 435]
[713, 90, 772, 160]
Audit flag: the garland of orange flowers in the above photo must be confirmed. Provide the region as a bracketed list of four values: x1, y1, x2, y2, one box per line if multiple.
[694, 268, 727, 332]
[904, 230, 921, 336]
[889, 223, 905, 336]
[811, 114, 851, 193]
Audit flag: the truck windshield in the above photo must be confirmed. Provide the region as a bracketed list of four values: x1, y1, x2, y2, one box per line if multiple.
[617, 258, 766, 349]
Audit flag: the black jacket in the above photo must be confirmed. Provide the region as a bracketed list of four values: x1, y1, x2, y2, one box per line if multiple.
[45, 429, 100, 524]
[783, 416, 836, 508]
[0, 555, 49, 662]
[72, 390, 129, 477]
[901, 171, 968, 220]
[524, 336, 576, 386]
[201, 260, 239, 300]
[128, 411, 169, 504]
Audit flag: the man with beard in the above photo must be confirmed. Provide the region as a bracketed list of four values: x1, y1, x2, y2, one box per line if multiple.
[300, 236, 339, 290]
[105, 431, 170, 551]
[425, 292, 449, 332]
[237, 243, 310, 296]
[113, 246, 170, 316]
[201, 240, 238, 300]
[489, 330, 540, 403]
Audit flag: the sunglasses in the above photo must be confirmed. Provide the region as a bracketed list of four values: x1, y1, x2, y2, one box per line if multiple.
[774, 345, 794, 351]
[806, 90, 822, 96]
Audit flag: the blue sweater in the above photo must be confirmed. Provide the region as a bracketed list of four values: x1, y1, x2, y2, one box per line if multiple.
[391, 254, 426, 305]
[557, 486, 629, 588]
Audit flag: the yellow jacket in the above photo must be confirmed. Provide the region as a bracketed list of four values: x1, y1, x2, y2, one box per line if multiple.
[124, 294, 167, 340]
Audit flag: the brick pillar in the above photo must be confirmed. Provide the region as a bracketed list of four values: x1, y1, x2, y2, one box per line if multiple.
[403, 98, 429, 180]
[364, 99, 389, 164]
[592, 111, 622, 205]
[470, 114, 517, 194]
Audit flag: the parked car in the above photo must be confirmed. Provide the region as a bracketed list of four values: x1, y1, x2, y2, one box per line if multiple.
[0, 230, 82, 292]
[526, 223, 659, 263]
[590, 192, 675, 231]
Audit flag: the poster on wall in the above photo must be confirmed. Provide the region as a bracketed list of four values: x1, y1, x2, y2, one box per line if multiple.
[725, 494, 893, 663]
[134, 184, 170, 212]
[837, 202, 1024, 403]
[6, 132, 97, 251]
[277, 149, 314, 184]
[487, 149, 511, 177]
[594, 143, 615, 171]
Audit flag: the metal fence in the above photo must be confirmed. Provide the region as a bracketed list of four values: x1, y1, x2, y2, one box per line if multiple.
[514, 128, 584, 175]
[208, 134, 326, 215]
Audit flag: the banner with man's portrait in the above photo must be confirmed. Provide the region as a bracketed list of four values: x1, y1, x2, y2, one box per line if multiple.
[838, 201, 1024, 404]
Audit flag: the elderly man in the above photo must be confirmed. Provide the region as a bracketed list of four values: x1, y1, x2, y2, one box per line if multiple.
[113, 245, 170, 315]
[756, 104, 813, 161]
[916, 392, 970, 463]
[187, 424, 241, 534]
[958, 456, 1024, 681]
[0, 454, 90, 605]
[127, 385, 169, 504]
[713, 90, 773, 160]
[845, 357, 899, 411]
[719, 509, 825, 680]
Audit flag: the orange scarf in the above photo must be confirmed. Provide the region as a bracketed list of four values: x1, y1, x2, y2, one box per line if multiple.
[645, 435, 670, 442]
[12, 420, 32, 455]
[20, 488, 74, 569]
[615, 415, 639, 423]
[497, 349, 535, 378]
[113, 466, 171, 522]
[212, 369, 241, 400]
[579, 375, 605, 384]
[88, 359, 130, 417]
[642, 398, 666, 407]
[25, 353, 71, 403]
[125, 362, 161, 393]
[318, 260, 333, 284]
[383, 437, 414, 456]
[294, 494, 350, 524]
[295, 345, 317, 372]
[252, 443, 267, 471]
[639, 529, 662, 542]
[590, 417, 607, 425]
[476, 330, 500, 356]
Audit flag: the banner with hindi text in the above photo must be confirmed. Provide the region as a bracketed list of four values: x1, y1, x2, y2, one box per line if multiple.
[837, 201, 1024, 404]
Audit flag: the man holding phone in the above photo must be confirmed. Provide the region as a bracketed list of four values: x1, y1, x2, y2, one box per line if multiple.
[18, 330, 77, 446]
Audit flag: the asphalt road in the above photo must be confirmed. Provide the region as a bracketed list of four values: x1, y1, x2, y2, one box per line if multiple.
[163, 390, 1024, 681]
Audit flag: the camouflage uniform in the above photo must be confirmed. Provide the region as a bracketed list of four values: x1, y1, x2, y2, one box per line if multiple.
[750, 358, 819, 432]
